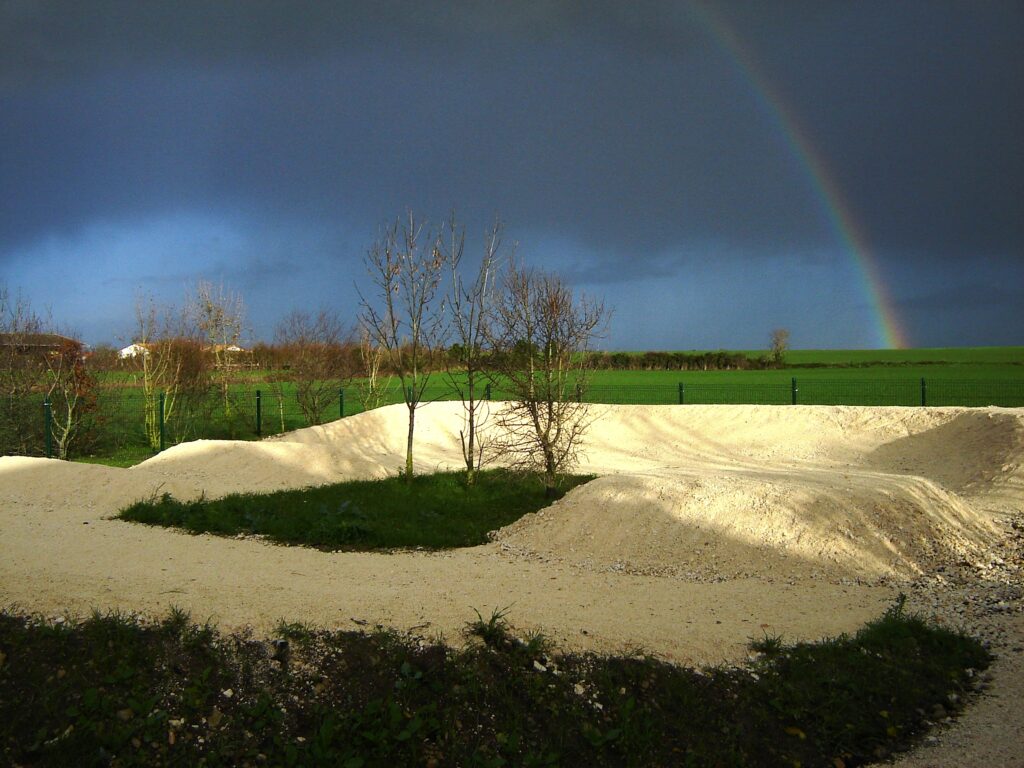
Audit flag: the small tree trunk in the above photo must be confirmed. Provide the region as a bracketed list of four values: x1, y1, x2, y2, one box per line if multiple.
[544, 475, 558, 498]
[465, 376, 477, 484]
[543, 446, 558, 498]
[460, 428, 476, 485]
[405, 402, 415, 481]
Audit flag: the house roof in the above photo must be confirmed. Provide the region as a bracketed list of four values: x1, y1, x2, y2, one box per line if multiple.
[206, 343, 249, 353]
[0, 332, 80, 348]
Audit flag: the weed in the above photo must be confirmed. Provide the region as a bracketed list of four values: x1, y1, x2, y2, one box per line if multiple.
[466, 606, 515, 649]
[749, 631, 785, 657]
[275, 619, 316, 644]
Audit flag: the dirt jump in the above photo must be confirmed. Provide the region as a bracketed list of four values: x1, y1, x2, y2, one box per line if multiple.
[2, 402, 1022, 765]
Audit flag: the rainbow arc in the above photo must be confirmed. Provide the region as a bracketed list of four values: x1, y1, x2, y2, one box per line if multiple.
[691, 3, 909, 349]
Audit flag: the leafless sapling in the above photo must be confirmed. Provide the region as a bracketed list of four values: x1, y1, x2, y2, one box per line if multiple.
[770, 328, 790, 367]
[441, 215, 504, 484]
[358, 211, 447, 480]
[275, 309, 353, 425]
[489, 264, 608, 496]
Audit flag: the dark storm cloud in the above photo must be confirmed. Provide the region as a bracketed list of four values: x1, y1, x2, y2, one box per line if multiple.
[1, 1, 1022, 345]
[0, 0, 828, 260]
[3, 1, 1018, 265]
[1, 0, 706, 84]
[739, 2, 1024, 265]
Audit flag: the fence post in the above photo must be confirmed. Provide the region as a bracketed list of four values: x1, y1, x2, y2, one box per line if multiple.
[44, 400, 52, 459]
[791, 377, 798, 405]
[484, 383, 492, 401]
[920, 377, 927, 407]
[678, 382, 684, 405]
[159, 392, 165, 453]
[339, 388, 345, 419]
[575, 383, 582, 402]
[255, 389, 262, 436]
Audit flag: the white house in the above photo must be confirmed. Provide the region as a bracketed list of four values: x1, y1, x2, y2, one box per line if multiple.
[118, 343, 150, 359]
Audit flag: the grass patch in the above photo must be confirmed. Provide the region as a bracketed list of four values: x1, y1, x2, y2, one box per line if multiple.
[0, 598, 990, 767]
[118, 469, 593, 551]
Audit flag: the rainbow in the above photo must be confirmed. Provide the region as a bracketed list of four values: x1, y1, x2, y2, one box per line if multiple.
[689, 3, 909, 349]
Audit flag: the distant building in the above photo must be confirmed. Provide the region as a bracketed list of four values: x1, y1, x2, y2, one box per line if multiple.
[118, 343, 151, 359]
[205, 343, 253, 370]
[0, 332, 81, 355]
[206, 343, 248, 354]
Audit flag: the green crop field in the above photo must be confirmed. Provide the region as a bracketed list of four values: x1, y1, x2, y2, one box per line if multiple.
[777, 346, 1024, 366]
[578, 349, 1023, 408]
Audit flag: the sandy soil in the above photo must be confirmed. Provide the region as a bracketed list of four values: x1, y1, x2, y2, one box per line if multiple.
[1, 402, 1022, 764]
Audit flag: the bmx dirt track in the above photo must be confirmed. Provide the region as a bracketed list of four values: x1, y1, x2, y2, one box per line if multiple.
[2, 402, 1022, 766]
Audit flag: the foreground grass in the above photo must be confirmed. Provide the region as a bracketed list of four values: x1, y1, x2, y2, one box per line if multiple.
[0, 599, 990, 767]
[118, 470, 593, 551]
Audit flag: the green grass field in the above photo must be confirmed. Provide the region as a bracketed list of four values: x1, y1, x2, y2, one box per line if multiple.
[587, 364, 1020, 386]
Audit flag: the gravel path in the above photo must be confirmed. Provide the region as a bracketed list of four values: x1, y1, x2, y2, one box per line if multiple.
[883, 511, 1024, 768]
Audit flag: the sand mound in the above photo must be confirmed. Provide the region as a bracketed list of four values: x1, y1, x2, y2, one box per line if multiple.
[487, 404, 1020, 580]
[2, 402, 1016, 584]
[492, 469, 993, 580]
[4, 403, 1021, 763]
[122, 402, 1019, 581]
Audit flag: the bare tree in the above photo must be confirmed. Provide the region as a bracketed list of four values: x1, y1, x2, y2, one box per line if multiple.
[442, 215, 503, 484]
[770, 328, 790, 367]
[489, 264, 608, 497]
[132, 295, 210, 450]
[0, 284, 46, 455]
[275, 309, 353, 425]
[43, 336, 99, 459]
[356, 322, 390, 413]
[193, 280, 246, 419]
[358, 211, 446, 480]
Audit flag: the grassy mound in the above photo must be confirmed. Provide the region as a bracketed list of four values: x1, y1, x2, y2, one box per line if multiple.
[118, 469, 593, 550]
[0, 598, 990, 767]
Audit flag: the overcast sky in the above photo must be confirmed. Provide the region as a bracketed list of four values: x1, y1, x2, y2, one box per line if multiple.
[1, 1, 1022, 349]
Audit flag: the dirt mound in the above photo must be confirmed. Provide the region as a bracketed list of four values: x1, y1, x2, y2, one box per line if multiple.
[488, 405, 1021, 581]
[491, 469, 995, 581]
[127, 402, 1019, 581]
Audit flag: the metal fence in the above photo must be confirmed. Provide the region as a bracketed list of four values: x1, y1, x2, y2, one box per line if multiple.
[579, 378, 1024, 408]
[5, 376, 1023, 461]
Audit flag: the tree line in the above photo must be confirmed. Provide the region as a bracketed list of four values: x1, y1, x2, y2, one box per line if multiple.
[0, 212, 611, 495]
[0, 284, 99, 459]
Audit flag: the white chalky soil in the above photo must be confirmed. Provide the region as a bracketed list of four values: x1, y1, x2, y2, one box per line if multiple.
[2, 402, 1021, 765]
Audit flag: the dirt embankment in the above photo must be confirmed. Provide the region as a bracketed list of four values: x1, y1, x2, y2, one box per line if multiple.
[1, 402, 1021, 659]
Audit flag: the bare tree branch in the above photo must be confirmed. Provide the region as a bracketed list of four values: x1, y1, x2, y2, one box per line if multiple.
[275, 309, 354, 425]
[192, 280, 246, 419]
[770, 328, 790, 367]
[358, 211, 447, 480]
[488, 263, 609, 496]
[442, 214, 504, 484]
[0, 284, 47, 455]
